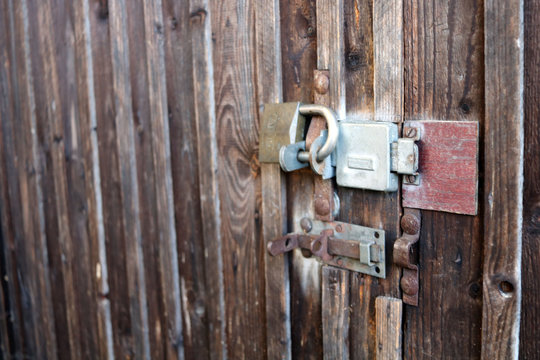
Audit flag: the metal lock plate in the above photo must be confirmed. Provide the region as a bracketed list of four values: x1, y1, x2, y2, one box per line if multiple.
[304, 219, 386, 278]
[336, 121, 399, 191]
[259, 102, 306, 163]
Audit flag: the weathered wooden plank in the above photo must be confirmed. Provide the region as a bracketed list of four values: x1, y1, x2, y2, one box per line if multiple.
[520, 0, 540, 357]
[29, 1, 105, 358]
[255, 0, 291, 358]
[86, 1, 135, 358]
[322, 266, 350, 360]
[0, 1, 24, 356]
[189, 1, 227, 358]
[120, 1, 167, 357]
[403, 0, 484, 358]
[373, 0, 403, 123]
[5, 0, 59, 358]
[279, 0, 320, 358]
[375, 297, 402, 360]
[316, 0, 346, 117]
[481, 0, 524, 358]
[70, 0, 114, 358]
[209, 0, 267, 357]
[162, 0, 211, 358]
[344, 1, 402, 358]
[402, 121, 479, 215]
[108, 0, 152, 358]
[141, 0, 184, 358]
[344, 0, 374, 117]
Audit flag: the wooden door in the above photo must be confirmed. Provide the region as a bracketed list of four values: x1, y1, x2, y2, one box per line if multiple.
[0, 0, 536, 359]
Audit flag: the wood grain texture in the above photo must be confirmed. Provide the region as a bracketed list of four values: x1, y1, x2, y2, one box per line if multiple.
[70, 0, 114, 358]
[373, 0, 403, 123]
[316, 0, 346, 117]
[86, 1, 135, 357]
[0, 1, 24, 355]
[189, 1, 227, 359]
[341, 1, 402, 358]
[482, 0, 524, 358]
[279, 1, 320, 357]
[344, 0, 374, 117]
[108, 0, 152, 358]
[6, 0, 59, 358]
[322, 266, 350, 360]
[210, 0, 266, 357]
[402, 121, 479, 215]
[142, 0, 184, 358]
[520, 0, 540, 357]
[163, 0, 212, 358]
[255, 0, 291, 358]
[403, 0, 485, 358]
[375, 297, 402, 360]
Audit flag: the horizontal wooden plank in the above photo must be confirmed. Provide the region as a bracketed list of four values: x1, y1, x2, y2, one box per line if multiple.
[402, 120, 479, 215]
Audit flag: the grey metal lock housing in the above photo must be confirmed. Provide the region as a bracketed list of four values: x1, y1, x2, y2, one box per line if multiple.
[336, 121, 419, 192]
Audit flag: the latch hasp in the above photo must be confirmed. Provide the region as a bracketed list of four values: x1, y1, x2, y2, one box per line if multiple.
[402, 120, 479, 215]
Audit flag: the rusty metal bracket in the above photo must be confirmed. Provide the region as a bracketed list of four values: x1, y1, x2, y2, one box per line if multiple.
[393, 208, 421, 306]
[268, 218, 386, 278]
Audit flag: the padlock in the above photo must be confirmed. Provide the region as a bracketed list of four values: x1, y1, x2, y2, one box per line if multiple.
[260, 102, 339, 179]
[259, 102, 306, 163]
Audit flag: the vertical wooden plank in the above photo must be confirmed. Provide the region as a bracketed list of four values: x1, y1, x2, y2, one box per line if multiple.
[209, 0, 267, 357]
[70, 0, 114, 358]
[322, 267, 350, 360]
[375, 297, 402, 360]
[255, 0, 291, 357]
[86, 0, 136, 357]
[4, 0, 59, 358]
[189, 1, 227, 358]
[403, 0, 485, 358]
[108, 0, 151, 358]
[141, 1, 185, 358]
[279, 2, 320, 357]
[482, 0, 524, 358]
[520, 0, 540, 357]
[162, 0, 212, 357]
[344, 0, 374, 117]
[373, 0, 403, 123]
[345, 1, 402, 358]
[316, 0, 346, 117]
[0, 0, 24, 356]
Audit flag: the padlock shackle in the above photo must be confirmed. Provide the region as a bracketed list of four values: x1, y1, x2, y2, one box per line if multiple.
[298, 104, 339, 161]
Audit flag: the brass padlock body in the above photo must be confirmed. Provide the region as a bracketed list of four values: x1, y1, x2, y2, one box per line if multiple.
[259, 102, 306, 163]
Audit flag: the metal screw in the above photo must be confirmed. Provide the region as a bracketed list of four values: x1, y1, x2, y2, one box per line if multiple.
[335, 224, 343, 233]
[406, 175, 417, 184]
[314, 198, 330, 216]
[314, 72, 329, 95]
[405, 127, 417, 138]
[300, 217, 312, 232]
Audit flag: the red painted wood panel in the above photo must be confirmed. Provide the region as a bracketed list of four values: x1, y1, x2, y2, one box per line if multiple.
[402, 120, 479, 215]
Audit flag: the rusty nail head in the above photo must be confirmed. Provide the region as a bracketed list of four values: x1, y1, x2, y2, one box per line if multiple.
[314, 198, 330, 216]
[337, 258, 343, 266]
[401, 213, 421, 235]
[405, 127, 417, 138]
[314, 72, 329, 94]
[335, 224, 343, 232]
[401, 274, 419, 295]
[300, 217, 313, 232]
